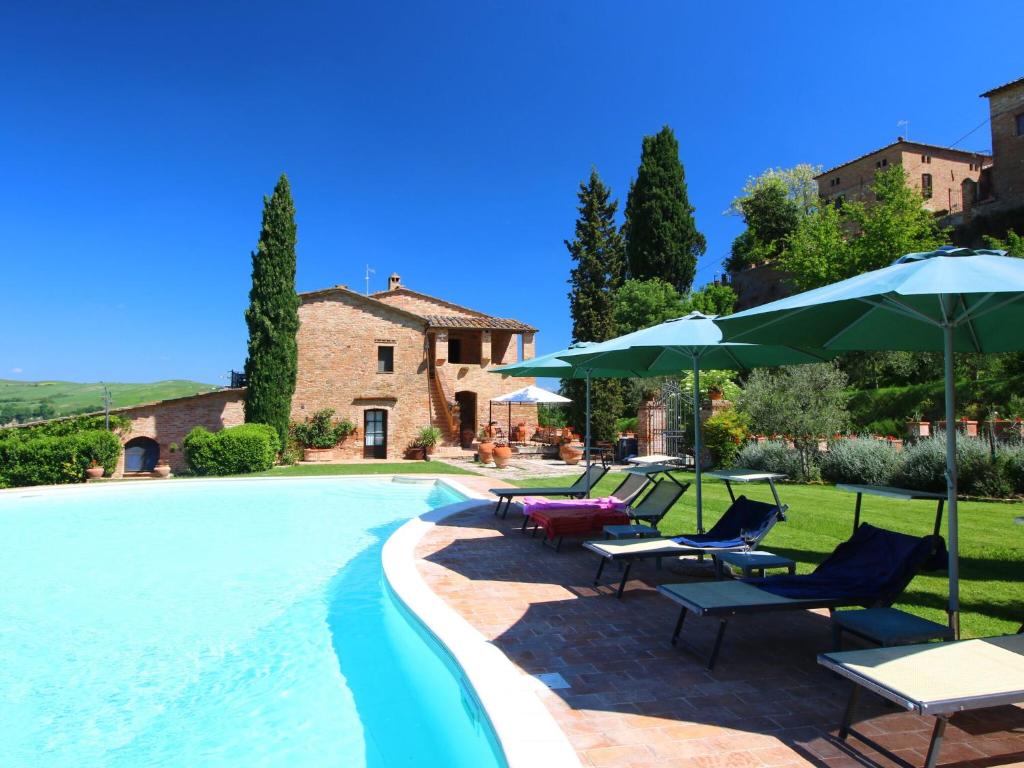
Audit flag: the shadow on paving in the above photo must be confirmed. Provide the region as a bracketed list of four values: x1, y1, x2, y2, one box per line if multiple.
[423, 502, 1024, 768]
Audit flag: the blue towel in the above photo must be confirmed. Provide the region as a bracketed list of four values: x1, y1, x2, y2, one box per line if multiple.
[671, 496, 782, 549]
[746, 524, 938, 603]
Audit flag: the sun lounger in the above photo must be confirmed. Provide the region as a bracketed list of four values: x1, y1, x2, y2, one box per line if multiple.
[658, 524, 944, 669]
[585, 494, 785, 598]
[491, 464, 608, 519]
[518, 473, 653, 551]
[820, 632, 1024, 768]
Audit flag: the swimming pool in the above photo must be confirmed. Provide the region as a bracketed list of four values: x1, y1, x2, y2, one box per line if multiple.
[0, 477, 505, 767]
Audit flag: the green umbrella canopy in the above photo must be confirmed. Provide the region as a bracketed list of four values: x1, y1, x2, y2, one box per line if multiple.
[717, 246, 1019, 639]
[717, 247, 1019, 352]
[557, 312, 832, 531]
[491, 342, 641, 379]
[556, 312, 833, 374]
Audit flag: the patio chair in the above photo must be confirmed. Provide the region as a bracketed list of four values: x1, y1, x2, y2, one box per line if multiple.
[491, 464, 608, 519]
[586, 493, 787, 598]
[658, 524, 945, 669]
[519, 473, 657, 551]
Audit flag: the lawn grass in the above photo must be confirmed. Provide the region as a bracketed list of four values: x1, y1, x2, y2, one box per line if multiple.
[259, 461, 476, 476]
[511, 471, 1024, 638]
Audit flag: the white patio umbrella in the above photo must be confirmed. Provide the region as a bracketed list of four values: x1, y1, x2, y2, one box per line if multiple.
[490, 385, 571, 443]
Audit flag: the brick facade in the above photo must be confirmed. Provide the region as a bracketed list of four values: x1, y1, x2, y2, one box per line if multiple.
[293, 280, 537, 460]
[816, 139, 989, 216]
[113, 388, 246, 474]
[980, 77, 1024, 213]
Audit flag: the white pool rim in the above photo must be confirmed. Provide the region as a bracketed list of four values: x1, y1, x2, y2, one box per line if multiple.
[383, 476, 581, 768]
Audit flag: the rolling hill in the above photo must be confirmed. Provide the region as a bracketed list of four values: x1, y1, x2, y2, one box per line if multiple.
[0, 379, 221, 423]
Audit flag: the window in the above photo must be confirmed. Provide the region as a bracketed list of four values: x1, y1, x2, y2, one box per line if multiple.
[448, 338, 463, 364]
[921, 173, 933, 199]
[377, 345, 394, 373]
[1017, 112, 1024, 136]
[921, 154, 932, 164]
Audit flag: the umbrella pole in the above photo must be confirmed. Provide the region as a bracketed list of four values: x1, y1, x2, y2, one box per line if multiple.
[692, 358, 703, 533]
[943, 319, 961, 639]
[585, 372, 592, 497]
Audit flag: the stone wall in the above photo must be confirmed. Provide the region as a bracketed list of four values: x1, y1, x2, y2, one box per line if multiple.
[114, 388, 246, 474]
[986, 81, 1024, 212]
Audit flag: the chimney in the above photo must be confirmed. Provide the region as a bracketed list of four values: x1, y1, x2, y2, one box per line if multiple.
[388, 273, 401, 291]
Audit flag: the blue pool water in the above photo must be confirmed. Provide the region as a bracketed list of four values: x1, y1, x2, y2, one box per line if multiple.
[0, 478, 504, 768]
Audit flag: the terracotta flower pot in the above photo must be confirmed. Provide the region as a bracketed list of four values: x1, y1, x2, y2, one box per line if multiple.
[493, 445, 512, 469]
[153, 463, 171, 478]
[906, 421, 930, 439]
[708, 388, 724, 401]
[560, 443, 583, 466]
[406, 447, 426, 461]
[303, 447, 336, 462]
[86, 466, 104, 479]
[478, 441, 495, 464]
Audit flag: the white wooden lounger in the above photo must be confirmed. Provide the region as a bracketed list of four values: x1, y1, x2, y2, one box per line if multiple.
[819, 633, 1024, 768]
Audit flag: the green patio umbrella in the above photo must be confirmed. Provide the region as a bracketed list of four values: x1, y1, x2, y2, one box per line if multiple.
[717, 246, 1019, 637]
[558, 312, 832, 530]
[492, 343, 641, 493]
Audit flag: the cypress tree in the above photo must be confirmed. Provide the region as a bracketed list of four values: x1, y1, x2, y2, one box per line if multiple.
[563, 169, 624, 442]
[623, 125, 706, 292]
[243, 173, 300, 447]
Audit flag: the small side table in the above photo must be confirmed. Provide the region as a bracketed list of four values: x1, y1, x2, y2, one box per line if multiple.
[603, 523, 662, 539]
[715, 550, 796, 578]
[832, 607, 954, 650]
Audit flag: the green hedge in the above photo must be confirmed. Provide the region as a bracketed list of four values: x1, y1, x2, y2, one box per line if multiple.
[0, 413, 132, 440]
[183, 424, 279, 476]
[0, 429, 121, 488]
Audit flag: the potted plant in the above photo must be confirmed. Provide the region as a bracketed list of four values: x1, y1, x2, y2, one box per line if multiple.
[559, 437, 583, 465]
[154, 455, 171, 478]
[85, 459, 104, 480]
[292, 408, 354, 462]
[493, 440, 513, 469]
[414, 426, 442, 461]
[461, 428, 475, 449]
[906, 400, 931, 439]
[477, 427, 495, 464]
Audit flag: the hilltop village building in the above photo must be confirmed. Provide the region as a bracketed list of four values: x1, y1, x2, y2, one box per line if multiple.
[731, 73, 1024, 310]
[105, 274, 538, 472]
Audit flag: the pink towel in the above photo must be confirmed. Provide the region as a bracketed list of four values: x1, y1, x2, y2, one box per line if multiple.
[522, 496, 626, 515]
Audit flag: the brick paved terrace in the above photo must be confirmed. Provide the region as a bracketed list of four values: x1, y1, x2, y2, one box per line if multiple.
[414, 498, 1024, 768]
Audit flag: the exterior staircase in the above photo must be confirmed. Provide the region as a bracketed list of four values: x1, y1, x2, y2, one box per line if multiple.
[428, 363, 462, 444]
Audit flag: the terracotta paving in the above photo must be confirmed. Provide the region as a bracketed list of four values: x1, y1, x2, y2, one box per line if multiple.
[414, 500, 1024, 768]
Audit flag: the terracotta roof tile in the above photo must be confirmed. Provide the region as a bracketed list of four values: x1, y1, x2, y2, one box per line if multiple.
[424, 314, 536, 332]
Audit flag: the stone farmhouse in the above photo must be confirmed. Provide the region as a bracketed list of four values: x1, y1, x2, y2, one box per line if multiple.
[292, 273, 537, 460]
[102, 273, 538, 472]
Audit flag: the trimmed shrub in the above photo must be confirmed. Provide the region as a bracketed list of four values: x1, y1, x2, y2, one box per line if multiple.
[0, 429, 121, 487]
[184, 424, 279, 476]
[734, 440, 820, 482]
[896, 433, 1008, 497]
[290, 408, 354, 449]
[1001, 442, 1024, 495]
[820, 437, 903, 486]
[702, 409, 748, 468]
[0, 413, 131, 440]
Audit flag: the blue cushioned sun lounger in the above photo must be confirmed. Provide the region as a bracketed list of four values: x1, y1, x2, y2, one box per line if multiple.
[658, 524, 944, 669]
[585, 495, 787, 598]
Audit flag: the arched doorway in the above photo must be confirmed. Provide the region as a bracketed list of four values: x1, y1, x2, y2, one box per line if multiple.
[124, 436, 160, 472]
[455, 391, 477, 448]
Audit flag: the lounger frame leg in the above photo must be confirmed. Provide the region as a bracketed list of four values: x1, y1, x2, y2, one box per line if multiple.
[593, 558, 607, 586]
[671, 607, 687, 644]
[923, 716, 947, 768]
[616, 561, 633, 598]
[707, 619, 728, 670]
[838, 684, 861, 741]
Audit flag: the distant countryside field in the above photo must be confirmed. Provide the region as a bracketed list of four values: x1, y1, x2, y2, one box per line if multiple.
[0, 379, 219, 423]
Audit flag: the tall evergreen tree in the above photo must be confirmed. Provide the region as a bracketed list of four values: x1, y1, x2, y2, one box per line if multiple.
[623, 126, 706, 292]
[243, 173, 300, 447]
[563, 169, 624, 442]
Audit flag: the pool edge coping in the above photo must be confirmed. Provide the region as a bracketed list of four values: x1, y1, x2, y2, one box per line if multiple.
[382, 477, 582, 768]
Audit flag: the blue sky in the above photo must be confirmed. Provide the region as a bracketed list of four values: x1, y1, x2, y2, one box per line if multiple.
[3, 2, 1022, 385]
